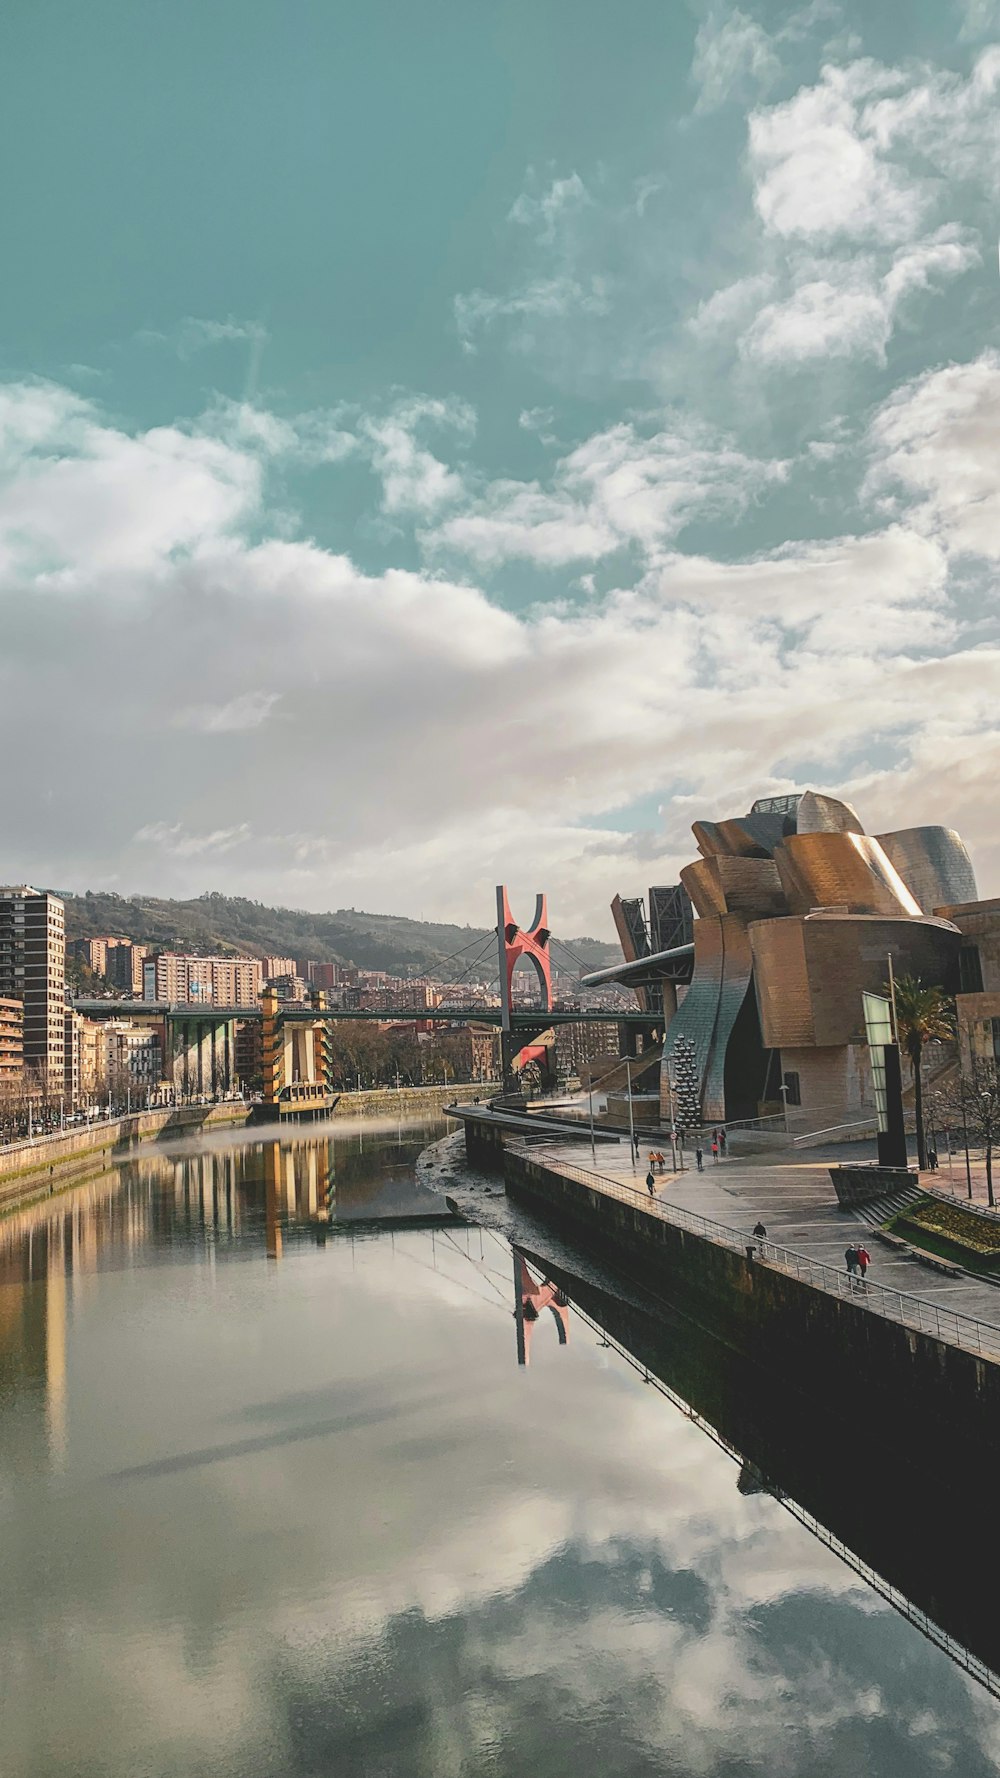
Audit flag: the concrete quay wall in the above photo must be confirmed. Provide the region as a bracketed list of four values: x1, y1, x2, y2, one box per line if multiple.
[0, 1104, 249, 1209]
[505, 1148, 1000, 1471]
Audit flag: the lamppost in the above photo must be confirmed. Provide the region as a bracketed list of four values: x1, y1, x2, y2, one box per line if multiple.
[588, 1077, 596, 1162]
[625, 1057, 636, 1168]
[778, 1081, 789, 1136]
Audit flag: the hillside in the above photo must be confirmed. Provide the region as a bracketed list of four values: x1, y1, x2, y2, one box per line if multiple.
[63, 891, 621, 979]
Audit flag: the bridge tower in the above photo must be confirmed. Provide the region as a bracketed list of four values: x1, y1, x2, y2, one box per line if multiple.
[496, 886, 555, 1094]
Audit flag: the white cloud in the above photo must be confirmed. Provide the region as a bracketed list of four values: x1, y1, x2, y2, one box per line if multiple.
[508, 172, 591, 242]
[866, 350, 1000, 559]
[360, 394, 473, 516]
[430, 419, 786, 567]
[692, 8, 780, 113]
[175, 315, 268, 359]
[749, 62, 923, 243]
[2, 377, 999, 931]
[174, 691, 281, 733]
[748, 51, 1000, 247]
[740, 229, 979, 364]
[455, 276, 611, 354]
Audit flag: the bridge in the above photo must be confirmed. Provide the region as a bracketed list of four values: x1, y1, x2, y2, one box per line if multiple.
[70, 1000, 653, 1028]
[70, 884, 658, 1115]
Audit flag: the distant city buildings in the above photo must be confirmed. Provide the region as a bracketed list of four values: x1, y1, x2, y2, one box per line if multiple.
[142, 953, 263, 1005]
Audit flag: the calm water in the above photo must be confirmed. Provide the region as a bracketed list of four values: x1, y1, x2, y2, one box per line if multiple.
[2, 1117, 999, 1778]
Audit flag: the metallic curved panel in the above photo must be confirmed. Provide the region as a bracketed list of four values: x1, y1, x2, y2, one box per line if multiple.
[661, 915, 724, 1120]
[875, 827, 978, 914]
[716, 857, 787, 918]
[714, 816, 780, 858]
[796, 791, 865, 836]
[683, 856, 788, 920]
[773, 833, 921, 918]
[751, 912, 960, 1049]
[692, 821, 727, 859]
[661, 914, 756, 1123]
[680, 859, 727, 918]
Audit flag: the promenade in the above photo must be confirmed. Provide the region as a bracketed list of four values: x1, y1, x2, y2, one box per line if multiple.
[525, 1136, 1000, 1332]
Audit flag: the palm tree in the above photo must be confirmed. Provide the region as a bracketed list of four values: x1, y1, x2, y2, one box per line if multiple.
[888, 975, 955, 1171]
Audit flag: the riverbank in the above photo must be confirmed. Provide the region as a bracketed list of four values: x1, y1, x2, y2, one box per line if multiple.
[0, 1081, 494, 1216]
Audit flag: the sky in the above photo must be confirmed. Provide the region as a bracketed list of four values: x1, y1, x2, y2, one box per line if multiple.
[1, 0, 999, 937]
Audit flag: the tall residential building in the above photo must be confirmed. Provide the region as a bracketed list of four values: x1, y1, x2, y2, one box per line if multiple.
[310, 962, 339, 989]
[0, 888, 65, 1087]
[261, 956, 296, 980]
[105, 940, 148, 995]
[0, 997, 23, 1079]
[142, 952, 263, 1005]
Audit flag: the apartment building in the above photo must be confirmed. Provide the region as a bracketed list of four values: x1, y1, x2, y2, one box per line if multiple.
[64, 1008, 105, 1104]
[104, 1021, 162, 1087]
[0, 997, 23, 1079]
[142, 953, 263, 1005]
[0, 888, 65, 1086]
[261, 956, 296, 979]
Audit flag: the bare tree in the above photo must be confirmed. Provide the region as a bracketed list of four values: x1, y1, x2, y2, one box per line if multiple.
[933, 1059, 1000, 1208]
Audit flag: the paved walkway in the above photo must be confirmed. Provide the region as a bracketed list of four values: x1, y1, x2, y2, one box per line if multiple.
[535, 1136, 1000, 1329]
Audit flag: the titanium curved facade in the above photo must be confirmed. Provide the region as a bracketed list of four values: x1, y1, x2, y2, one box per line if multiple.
[638, 786, 969, 1131]
[875, 827, 978, 915]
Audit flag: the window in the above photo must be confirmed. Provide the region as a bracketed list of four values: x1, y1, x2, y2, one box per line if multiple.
[782, 1071, 801, 1107]
[959, 945, 984, 994]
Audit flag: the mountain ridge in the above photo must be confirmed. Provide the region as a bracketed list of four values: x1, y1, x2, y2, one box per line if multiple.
[62, 891, 621, 979]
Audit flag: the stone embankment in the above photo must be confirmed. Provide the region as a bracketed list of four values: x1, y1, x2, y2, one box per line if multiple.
[0, 1082, 488, 1216]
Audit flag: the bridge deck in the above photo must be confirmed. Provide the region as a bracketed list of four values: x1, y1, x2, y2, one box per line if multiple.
[71, 999, 653, 1027]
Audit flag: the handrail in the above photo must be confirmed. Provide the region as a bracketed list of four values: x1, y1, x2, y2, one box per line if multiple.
[511, 1140, 1000, 1361]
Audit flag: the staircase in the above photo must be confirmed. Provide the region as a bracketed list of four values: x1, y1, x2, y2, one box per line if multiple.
[854, 1183, 926, 1230]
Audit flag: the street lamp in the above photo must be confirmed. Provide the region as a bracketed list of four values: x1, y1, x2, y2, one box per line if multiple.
[778, 1081, 789, 1136]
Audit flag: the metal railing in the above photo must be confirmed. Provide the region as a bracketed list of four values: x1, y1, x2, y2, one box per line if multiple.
[511, 1140, 1000, 1361]
[568, 1300, 1000, 1699]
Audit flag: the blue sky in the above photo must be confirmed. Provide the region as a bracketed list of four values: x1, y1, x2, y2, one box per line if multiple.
[1, 0, 999, 932]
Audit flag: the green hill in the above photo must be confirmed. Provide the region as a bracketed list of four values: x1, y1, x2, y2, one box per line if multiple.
[63, 891, 620, 980]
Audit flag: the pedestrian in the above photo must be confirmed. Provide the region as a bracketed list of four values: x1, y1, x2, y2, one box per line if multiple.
[695, 1145, 703, 1171]
[633, 1131, 641, 1157]
[646, 1170, 656, 1198]
[845, 1245, 859, 1280]
[928, 1145, 938, 1171]
[711, 1136, 719, 1163]
[753, 1221, 766, 1238]
[857, 1244, 871, 1281]
[719, 1128, 727, 1156]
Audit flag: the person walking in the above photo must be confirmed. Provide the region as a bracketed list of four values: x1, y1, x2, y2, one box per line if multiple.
[646, 1169, 656, 1198]
[719, 1128, 727, 1156]
[753, 1221, 766, 1238]
[633, 1131, 641, 1158]
[927, 1145, 938, 1172]
[845, 1245, 859, 1281]
[695, 1145, 703, 1172]
[857, 1244, 871, 1281]
[711, 1135, 719, 1164]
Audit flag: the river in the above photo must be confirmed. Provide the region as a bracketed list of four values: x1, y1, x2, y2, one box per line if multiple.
[1, 1116, 998, 1777]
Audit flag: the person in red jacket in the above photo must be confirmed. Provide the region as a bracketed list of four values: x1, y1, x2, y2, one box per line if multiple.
[856, 1244, 871, 1281]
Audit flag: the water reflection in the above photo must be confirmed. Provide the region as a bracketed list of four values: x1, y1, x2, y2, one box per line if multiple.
[1, 1124, 999, 1777]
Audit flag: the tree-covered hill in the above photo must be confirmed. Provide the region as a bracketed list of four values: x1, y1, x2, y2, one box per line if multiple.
[62, 891, 620, 979]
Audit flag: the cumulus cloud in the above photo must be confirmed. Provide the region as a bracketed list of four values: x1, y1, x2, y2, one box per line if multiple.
[748, 51, 1000, 245]
[429, 419, 787, 567]
[360, 394, 474, 516]
[866, 351, 1000, 558]
[1, 360, 999, 930]
[739, 229, 979, 365]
